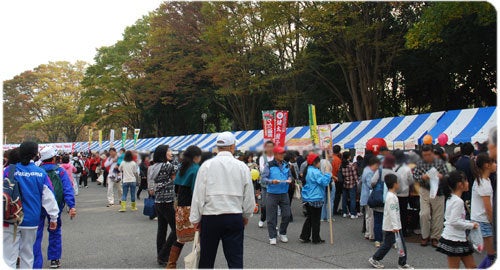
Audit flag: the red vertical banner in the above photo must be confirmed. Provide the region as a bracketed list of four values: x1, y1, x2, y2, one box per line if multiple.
[262, 110, 275, 143]
[274, 110, 288, 147]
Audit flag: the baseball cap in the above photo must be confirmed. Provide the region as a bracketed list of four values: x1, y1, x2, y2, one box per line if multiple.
[216, 132, 238, 147]
[307, 153, 319, 165]
[40, 147, 58, 161]
[273, 146, 286, 154]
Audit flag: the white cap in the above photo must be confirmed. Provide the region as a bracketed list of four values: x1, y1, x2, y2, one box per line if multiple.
[40, 147, 58, 161]
[216, 132, 238, 147]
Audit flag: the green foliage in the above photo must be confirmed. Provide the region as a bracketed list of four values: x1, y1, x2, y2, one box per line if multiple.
[3, 61, 87, 143]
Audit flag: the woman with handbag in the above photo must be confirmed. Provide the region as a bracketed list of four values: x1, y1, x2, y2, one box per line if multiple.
[370, 154, 398, 248]
[148, 145, 177, 266]
[166, 145, 202, 268]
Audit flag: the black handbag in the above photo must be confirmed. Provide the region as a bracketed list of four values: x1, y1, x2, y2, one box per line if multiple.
[368, 169, 384, 208]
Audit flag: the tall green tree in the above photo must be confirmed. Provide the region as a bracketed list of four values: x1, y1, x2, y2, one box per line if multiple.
[3, 61, 87, 142]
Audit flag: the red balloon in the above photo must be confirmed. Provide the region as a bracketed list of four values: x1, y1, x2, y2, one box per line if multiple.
[366, 138, 387, 156]
[438, 133, 448, 146]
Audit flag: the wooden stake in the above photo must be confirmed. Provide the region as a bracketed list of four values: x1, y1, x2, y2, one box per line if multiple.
[327, 183, 334, 244]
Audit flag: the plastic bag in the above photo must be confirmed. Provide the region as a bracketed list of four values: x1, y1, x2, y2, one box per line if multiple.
[427, 167, 439, 199]
[395, 232, 406, 257]
[468, 228, 484, 253]
[293, 182, 301, 200]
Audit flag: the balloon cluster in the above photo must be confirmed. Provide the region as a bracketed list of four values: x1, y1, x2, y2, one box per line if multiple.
[422, 133, 448, 146]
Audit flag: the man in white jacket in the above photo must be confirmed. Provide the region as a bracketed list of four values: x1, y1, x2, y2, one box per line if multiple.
[190, 132, 255, 269]
[104, 148, 123, 207]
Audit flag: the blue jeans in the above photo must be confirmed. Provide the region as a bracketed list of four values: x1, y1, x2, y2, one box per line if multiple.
[321, 184, 336, 220]
[342, 186, 357, 215]
[374, 211, 384, 242]
[122, 182, 136, 202]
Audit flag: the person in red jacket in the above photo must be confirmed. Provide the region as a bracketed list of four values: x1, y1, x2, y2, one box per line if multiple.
[89, 152, 101, 183]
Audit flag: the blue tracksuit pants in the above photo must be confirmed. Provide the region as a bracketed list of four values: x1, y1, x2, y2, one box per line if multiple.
[33, 210, 63, 269]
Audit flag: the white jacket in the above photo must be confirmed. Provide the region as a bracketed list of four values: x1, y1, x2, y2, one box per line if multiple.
[382, 191, 401, 231]
[442, 194, 475, 242]
[190, 151, 255, 224]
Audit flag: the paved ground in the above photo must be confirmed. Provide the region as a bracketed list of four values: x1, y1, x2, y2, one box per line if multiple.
[38, 183, 482, 269]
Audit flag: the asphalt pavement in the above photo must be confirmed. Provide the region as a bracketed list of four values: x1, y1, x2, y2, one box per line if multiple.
[38, 183, 482, 269]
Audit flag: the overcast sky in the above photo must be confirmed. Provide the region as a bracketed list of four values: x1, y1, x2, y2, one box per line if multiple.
[0, 0, 164, 83]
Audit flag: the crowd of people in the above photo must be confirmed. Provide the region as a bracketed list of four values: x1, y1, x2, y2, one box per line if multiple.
[2, 127, 497, 269]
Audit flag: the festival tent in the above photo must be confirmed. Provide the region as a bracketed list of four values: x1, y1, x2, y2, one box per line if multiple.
[4, 107, 496, 153]
[426, 106, 497, 145]
[331, 111, 445, 150]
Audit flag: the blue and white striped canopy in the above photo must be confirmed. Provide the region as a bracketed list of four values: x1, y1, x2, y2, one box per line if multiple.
[331, 111, 445, 149]
[426, 106, 497, 145]
[66, 106, 497, 153]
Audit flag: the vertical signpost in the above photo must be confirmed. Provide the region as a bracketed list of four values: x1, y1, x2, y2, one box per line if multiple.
[98, 130, 103, 151]
[121, 127, 127, 148]
[110, 129, 115, 148]
[134, 129, 141, 149]
[88, 128, 93, 153]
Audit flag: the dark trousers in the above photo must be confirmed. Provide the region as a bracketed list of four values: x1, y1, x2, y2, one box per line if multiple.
[260, 187, 267, 222]
[137, 187, 146, 199]
[373, 231, 407, 266]
[155, 202, 176, 262]
[398, 196, 409, 236]
[103, 170, 108, 187]
[288, 184, 294, 222]
[342, 187, 357, 215]
[90, 170, 97, 182]
[199, 214, 244, 269]
[79, 174, 88, 187]
[266, 193, 291, 239]
[300, 204, 322, 242]
[333, 181, 343, 215]
[374, 211, 384, 242]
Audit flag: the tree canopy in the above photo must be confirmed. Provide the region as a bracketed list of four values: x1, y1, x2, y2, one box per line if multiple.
[3, 1, 497, 143]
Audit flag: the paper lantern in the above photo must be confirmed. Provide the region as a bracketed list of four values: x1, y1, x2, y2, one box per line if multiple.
[423, 134, 433, 145]
[366, 138, 387, 156]
[438, 133, 449, 146]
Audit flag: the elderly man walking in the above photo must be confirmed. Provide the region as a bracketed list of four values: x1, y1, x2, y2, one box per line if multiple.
[190, 132, 255, 269]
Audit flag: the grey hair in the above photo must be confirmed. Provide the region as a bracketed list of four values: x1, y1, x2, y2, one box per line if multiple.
[489, 127, 497, 146]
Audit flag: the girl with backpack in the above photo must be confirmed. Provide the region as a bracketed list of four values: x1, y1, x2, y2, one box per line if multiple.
[436, 171, 478, 269]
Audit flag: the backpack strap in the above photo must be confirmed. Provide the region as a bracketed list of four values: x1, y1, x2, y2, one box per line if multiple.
[395, 165, 402, 173]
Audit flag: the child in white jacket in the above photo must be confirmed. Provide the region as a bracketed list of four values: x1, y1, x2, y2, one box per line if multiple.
[369, 174, 413, 269]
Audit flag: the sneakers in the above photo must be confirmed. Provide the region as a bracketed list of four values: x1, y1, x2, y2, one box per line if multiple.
[258, 221, 264, 228]
[279, 234, 289, 243]
[50, 260, 61, 268]
[375, 241, 381, 248]
[350, 215, 358, 219]
[106, 203, 114, 207]
[368, 257, 384, 269]
[85, 186, 89, 188]
[343, 214, 348, 218]
[398, 264, 413, 269]
[312, 239, 326, 244]
[269, 238, 277, 245]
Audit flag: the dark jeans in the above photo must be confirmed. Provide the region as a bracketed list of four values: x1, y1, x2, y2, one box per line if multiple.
[342, 187, 356, 215]
[79, 174, 88, 187]
[155, 202, 176, 262]
[398, 196, 409, 236]
[373, 231, 407, 266]
[333, 181, 343, 215]
[374, 211, 384, 242]
[199, 214, 244, 269]
[300, 204, 322, 242]
[260, 187, 267, 222]
[137, 187, 146, 199]
[266, 193, 291, 239]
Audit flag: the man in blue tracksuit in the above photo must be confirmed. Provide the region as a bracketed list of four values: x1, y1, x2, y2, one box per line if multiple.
[3, 142, 60, 269]
[261, 146, 292, 245]
[34, 147, 76, 269]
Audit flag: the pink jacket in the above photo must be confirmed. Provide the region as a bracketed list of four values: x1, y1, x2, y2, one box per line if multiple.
[60, 163, 77, 184]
